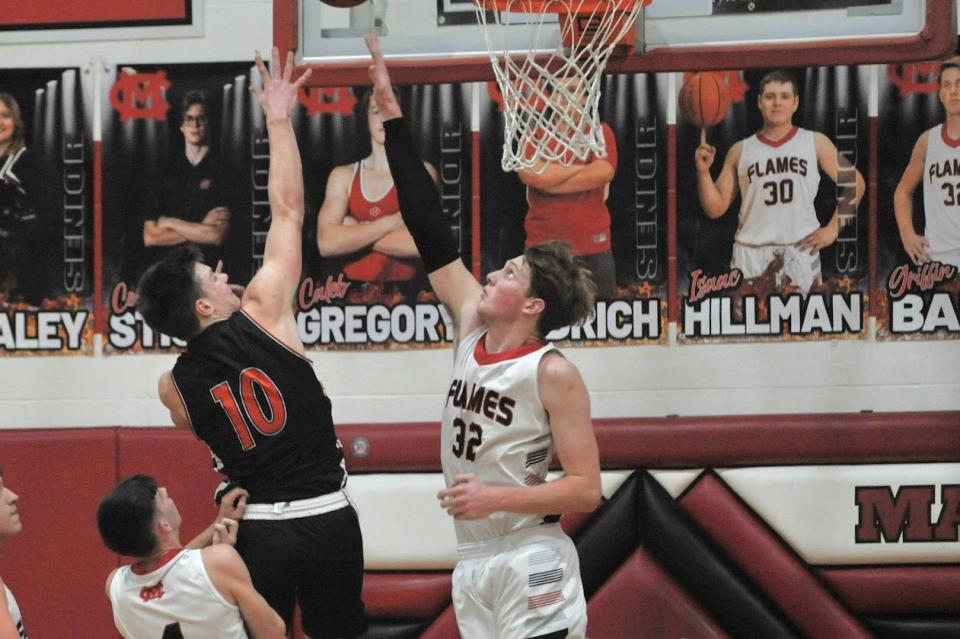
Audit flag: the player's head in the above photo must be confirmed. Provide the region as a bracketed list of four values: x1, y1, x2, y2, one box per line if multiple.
[938, 59, 960, 115]
[0, 93, 25, 155]
[137, 245, 241, 341]
[360, 87, 399, 147]
[180, 90, 210, 147]
[481, 241, 594, 336]
[0, 467, 23, 543]
[97, 475, 182, 558]
[756, 70, 800, 127]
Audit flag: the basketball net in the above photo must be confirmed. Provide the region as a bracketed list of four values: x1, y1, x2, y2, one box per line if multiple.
[474, 0, 650, 172]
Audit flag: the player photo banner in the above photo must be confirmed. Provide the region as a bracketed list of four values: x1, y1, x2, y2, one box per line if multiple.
[0, 67, 93, 356]
[480, 73, 669, 347]
[876, 60, 960, 341]
[676, 66, 869, 343]
[102, 62, 251, 354]
[296, 82, 470, 350]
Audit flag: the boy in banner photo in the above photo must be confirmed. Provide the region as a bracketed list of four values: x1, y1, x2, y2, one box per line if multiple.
[296, 82, 469, 350]
[878, 57, 960, 339]
[103, 62, 250, 353]
[480, 74, 669, 346]
[679, 67, 867, 342]
[0, 68, 92, 355]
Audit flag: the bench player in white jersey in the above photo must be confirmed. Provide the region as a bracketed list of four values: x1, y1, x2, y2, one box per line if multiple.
[365, 35, 601, 639]
[97, 475, 285, 639]
[0, 468, 27, 639]
[894, 59, 960, 268]
[696, 70, 865, 293]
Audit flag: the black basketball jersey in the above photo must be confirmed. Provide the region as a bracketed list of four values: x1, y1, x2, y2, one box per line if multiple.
[172, 311, 346, 502]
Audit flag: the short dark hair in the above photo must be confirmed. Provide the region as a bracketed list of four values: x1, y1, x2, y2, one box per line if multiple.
[96, 475, 160, 558]
[939, 59, 960, 86]
[758, 70, 799, 97]
[181, 90, 208, 118]
[136, 245, 204, 340]
[524, 241, 596, 336]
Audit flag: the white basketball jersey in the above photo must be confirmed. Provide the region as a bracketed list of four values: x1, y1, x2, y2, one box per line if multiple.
[736, 127, 821, 245]
[441, 329, 559, 545]
[4, 584, 27, 639]
[109, 549, 248, 639]
[923, 124, 960, 255]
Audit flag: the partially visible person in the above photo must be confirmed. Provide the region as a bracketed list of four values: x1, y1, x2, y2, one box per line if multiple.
[0, 92, 45, 306]
[695, 70, 865, 293]
[97, 475, 284, 638]
[316, 88, 437, 288]
[518, 82, 618, 298]
[367, 35, 601, 639]
[0, 467, 27, 639]
[135, 50, 367, 637]
[894, 58, 960, 268]
[139, 91, 233, 278]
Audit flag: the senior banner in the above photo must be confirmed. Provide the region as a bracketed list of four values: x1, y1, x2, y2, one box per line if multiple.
[876, 60, 960, 340]
[676, 66, 869, 343]
[0, 67, 93, 355]
[102, 62, 250, 353]
[479, 73, 670, 346]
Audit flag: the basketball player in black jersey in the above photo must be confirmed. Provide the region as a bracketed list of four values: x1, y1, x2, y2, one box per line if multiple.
[135, 49, 367, 638]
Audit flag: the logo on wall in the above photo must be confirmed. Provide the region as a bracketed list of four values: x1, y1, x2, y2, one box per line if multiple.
[110, 71, 172, 122]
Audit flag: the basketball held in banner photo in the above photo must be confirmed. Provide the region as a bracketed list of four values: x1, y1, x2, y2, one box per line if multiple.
[320, 0, 367, 7]
[679, 72, 732, 127]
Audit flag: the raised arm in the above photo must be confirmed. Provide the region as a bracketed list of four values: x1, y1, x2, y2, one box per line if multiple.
[203, 544, 286, 639]
[696, 129, 741, 219]
[0, 580, 20, 639]
[241, 49, 312, 351]
[438, 353, 601, 518]
[366, 34, 482, 338]
[893, 131, 930, 265]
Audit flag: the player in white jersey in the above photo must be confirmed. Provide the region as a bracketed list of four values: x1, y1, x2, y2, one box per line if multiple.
[97, 475, 285, 639]
[895, 59, 960, 268]
[0, 468, 26, 639]
[696, 70, 865, 293]
[366, 35, 601, 639]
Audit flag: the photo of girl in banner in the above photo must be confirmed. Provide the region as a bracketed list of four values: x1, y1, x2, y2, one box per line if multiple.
[103, 62, 249, 353]
[296, 82, 470, 349]
[480, 73, 669, 346]
[877, 57, 960, 340]
[0, 68, 92, 355]
[678, 66, 868, 343]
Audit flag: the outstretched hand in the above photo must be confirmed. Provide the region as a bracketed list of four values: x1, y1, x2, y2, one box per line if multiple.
[364, 33, 403, 121]
[694, 127, 716, 173]
[250, 47, 312, 122]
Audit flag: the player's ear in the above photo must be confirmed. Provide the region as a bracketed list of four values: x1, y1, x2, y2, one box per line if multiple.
[195, 297, 214, 318]
[523, 296, 545, 316]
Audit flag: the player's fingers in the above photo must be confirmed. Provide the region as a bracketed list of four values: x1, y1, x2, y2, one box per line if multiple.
[292, 67, 312, 92]
[283, 50, 294, 81]
[700, 127, 706, 145]
[253, 51, 269, 83]
[271, 47, 282, 79]
[452, 474, 475, 484]
[365, 33, 383, 62]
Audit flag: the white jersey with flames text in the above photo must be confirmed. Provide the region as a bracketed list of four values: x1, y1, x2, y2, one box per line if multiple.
[737, 126, 821, 245]
[3, 584, 26, 639]
[442, 328, 559, 545]
[108, 548, 247, 639]
[923, 124, 960, 259]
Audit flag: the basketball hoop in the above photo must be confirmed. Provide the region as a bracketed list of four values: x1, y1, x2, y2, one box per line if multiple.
[474, 0, 651, 172]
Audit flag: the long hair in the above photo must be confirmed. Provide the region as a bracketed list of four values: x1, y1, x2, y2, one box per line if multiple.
[0, 93, 25, 155]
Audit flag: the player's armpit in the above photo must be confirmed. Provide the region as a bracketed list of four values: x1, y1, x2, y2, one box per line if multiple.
[159, 371, 191, 431]
[426, 260, 483, 341]
[203, 545, 286, 639]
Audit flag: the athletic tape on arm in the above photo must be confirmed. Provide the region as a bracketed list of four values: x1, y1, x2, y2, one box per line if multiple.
[384, 118, 461, 273]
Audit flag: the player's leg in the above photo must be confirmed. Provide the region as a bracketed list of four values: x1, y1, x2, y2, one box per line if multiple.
[731, 243, 776, 280]
[451, 556, 497, 639]
[492, 532, 588, 639]
[296, 506, 367, 638]
[235, 519, 299, 626]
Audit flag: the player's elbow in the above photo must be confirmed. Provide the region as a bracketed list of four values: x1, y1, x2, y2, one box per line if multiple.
[579, 484, 602, 512]
[316, 230, 342, 257]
